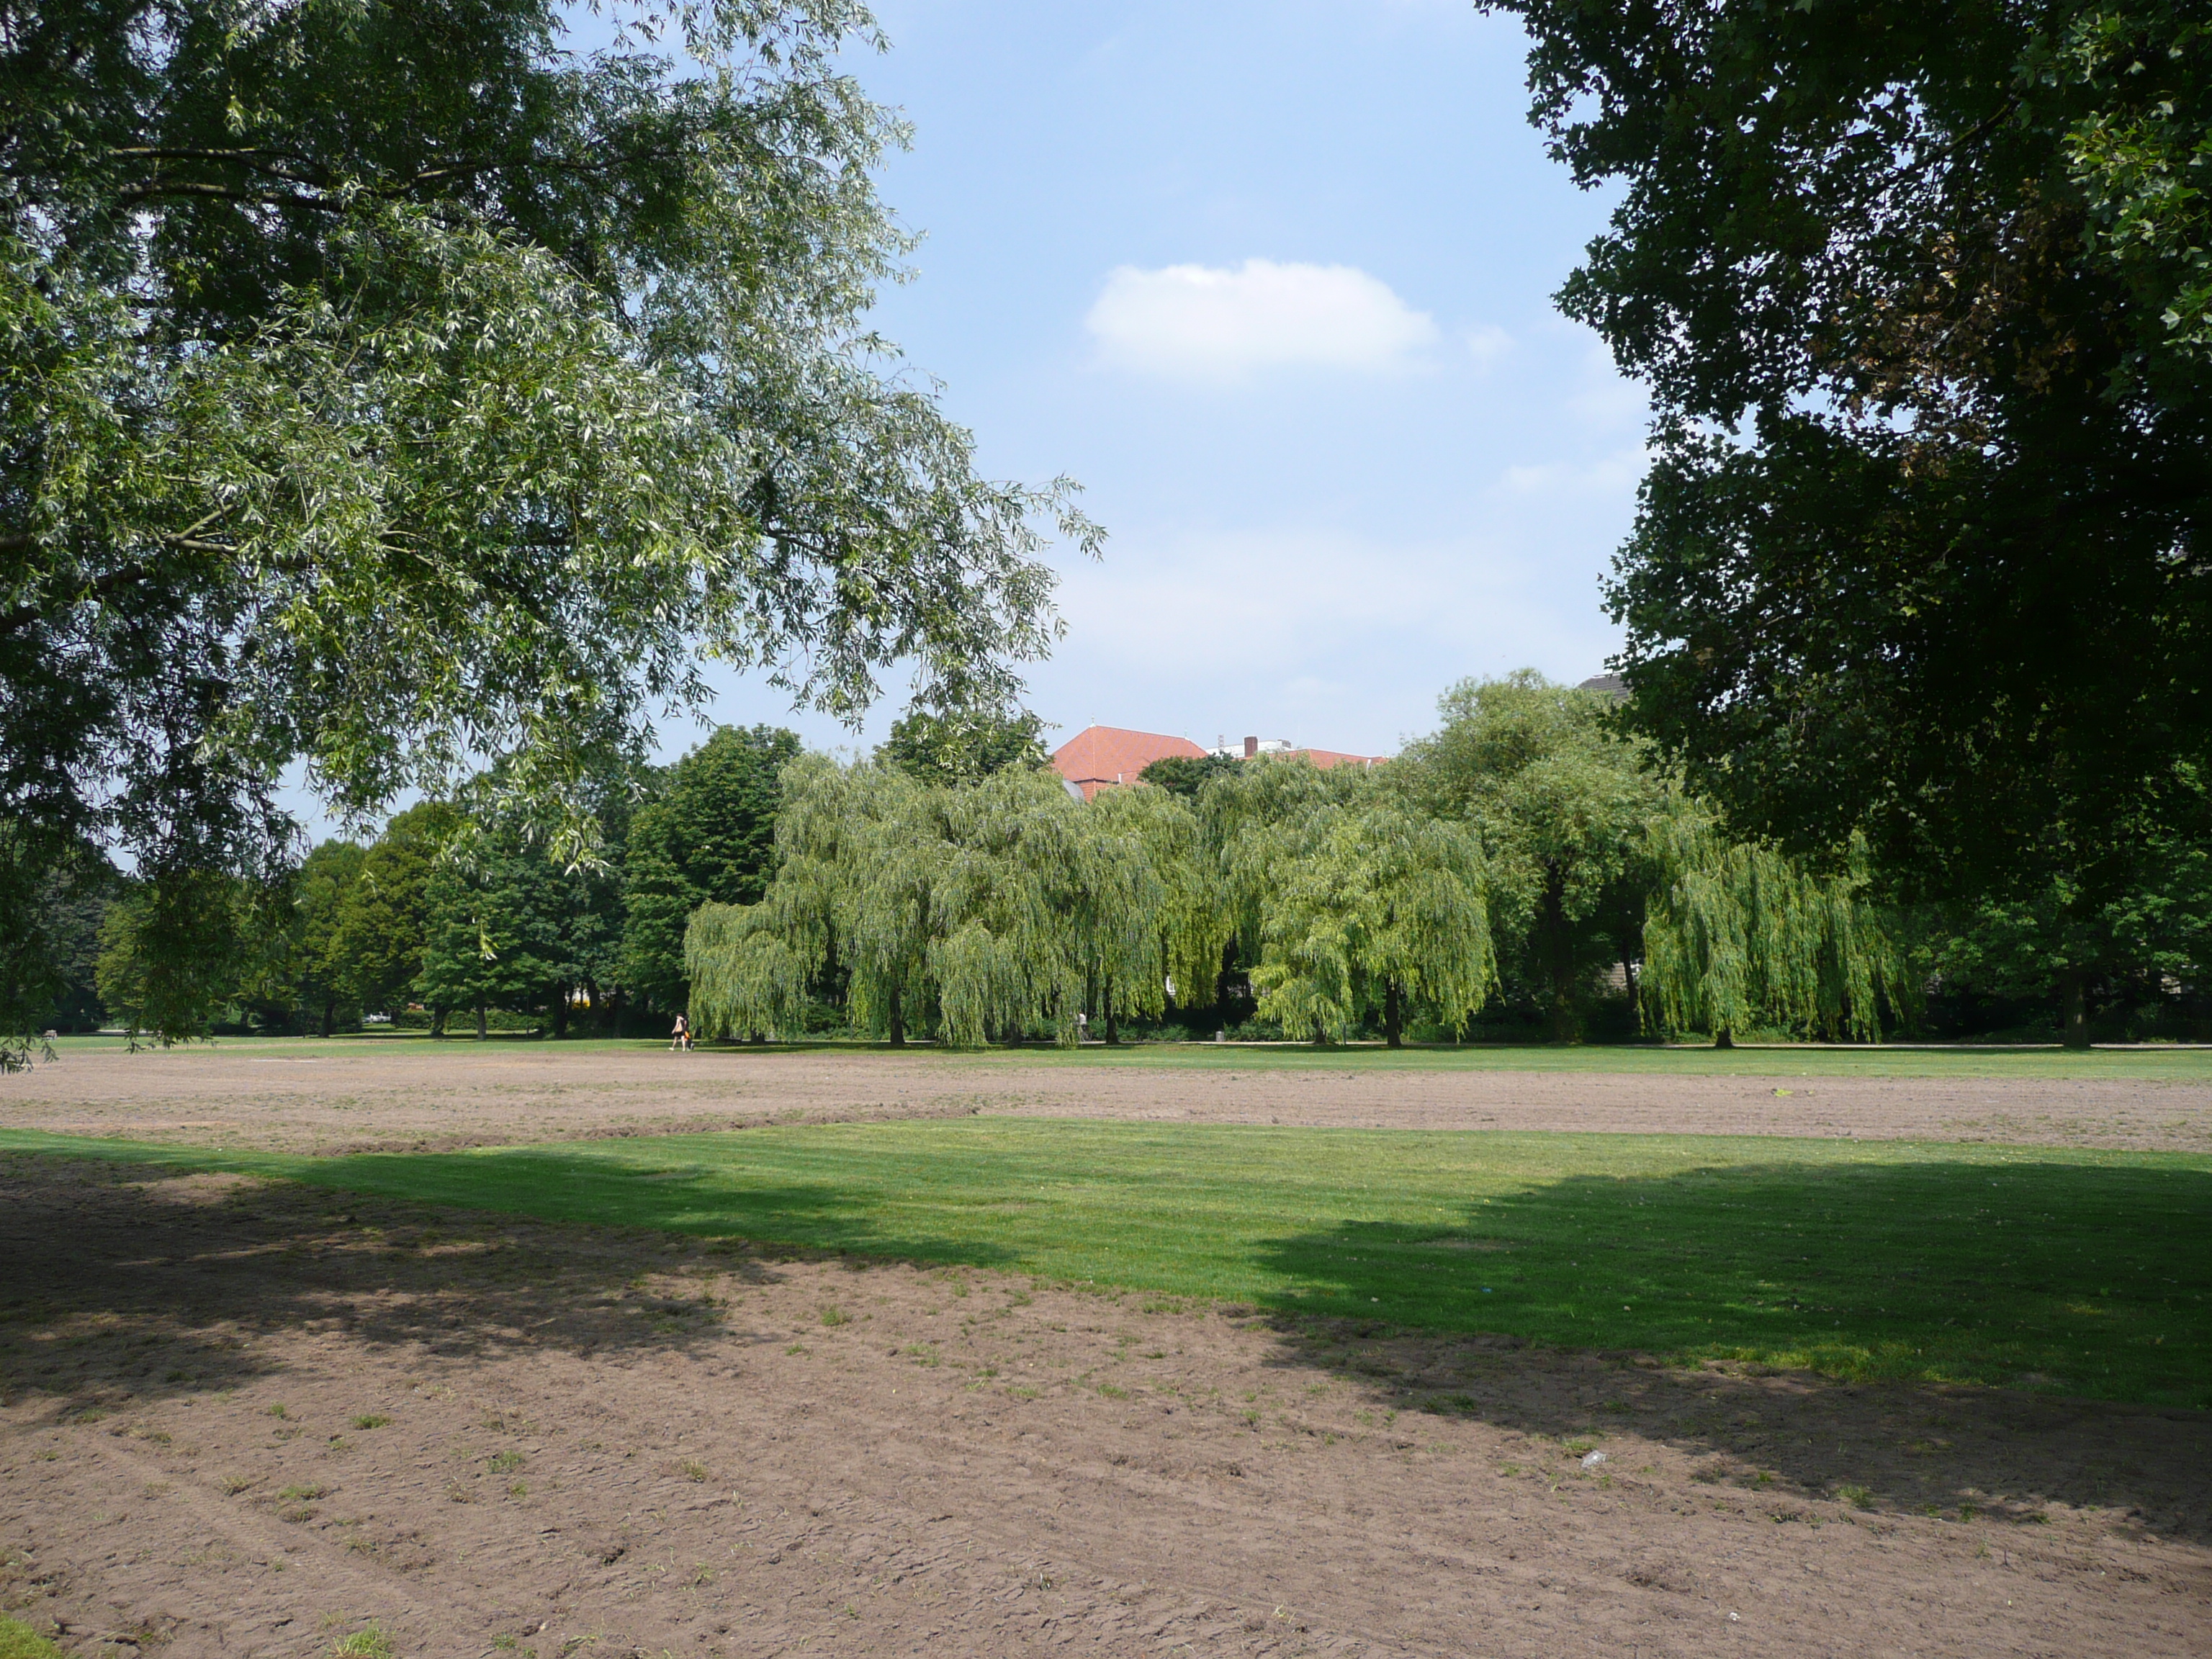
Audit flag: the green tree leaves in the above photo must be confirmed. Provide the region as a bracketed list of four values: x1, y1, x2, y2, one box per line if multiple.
[292, 840, 366, 1038]
[334, 803, 460, 1019]
[876, 703, 1049, 788]
[1400, 674, 1660, 1038]
[1, 0, 1096, 1048]
[621, 725, 800, 1015]
[1488, 0, 2212, 944]
[1216, 768, 1494, 1047]
[418, 822, 623, 1037]
[685, 760, 1223, 1047]
[1641, 811, 1907, 1046]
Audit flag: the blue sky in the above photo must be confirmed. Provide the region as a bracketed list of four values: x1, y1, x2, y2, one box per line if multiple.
[685, 0, 1647, 763]
[284, 1, 1644, 834]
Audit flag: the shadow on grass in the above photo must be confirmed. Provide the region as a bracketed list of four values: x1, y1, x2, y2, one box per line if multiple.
[0, 1148, 1000, 1418]
[1251, 1156, 2212, 1407]
[293, 1144, 1030, 1269]
[1249, 1156, 2212, 1539]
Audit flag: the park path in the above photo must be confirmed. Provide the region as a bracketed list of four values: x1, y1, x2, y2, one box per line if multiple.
[6, 1042, 2211, 1155]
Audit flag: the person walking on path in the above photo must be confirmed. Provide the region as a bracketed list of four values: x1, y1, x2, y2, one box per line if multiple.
[671, 1012, 692, 1052]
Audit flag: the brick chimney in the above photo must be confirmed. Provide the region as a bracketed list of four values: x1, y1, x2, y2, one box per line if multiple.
[1243, 735, 1257, 758]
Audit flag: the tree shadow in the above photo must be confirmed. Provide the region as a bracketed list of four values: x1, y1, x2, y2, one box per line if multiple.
[1246, 1156, 2212, 1540]
[0, 1148, 1004, 1419]
[289, 1141, 1028, 1267]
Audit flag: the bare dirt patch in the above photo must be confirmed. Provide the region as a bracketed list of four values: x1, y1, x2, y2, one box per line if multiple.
[2, 1156, 2206, 1658]
[7, 1041, 2212, 1154]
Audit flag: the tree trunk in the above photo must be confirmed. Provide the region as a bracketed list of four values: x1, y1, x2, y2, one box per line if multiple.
[1313, 1019, 1328, 1046]
[319, 995, 335, 1040]
[2062, 966, 2091, 1050]
[888, 999, 904, 1048]
[431, 1005, 447, 1038]
[475, 999, 487, 1040]
[553, 994, 568, 1038]
[1103, 974, 1119, 1045]
[1384, 979, 1403, 1049]
[1542, 866, 1578, 1042]
[1621, 951, 1640, 1026]
[1714, 1025, 1733, 1050]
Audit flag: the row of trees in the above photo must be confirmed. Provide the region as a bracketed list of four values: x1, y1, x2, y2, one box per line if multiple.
[8, 0, 2202, 1062]
[55, 672, 2209, 1047]
[50, 668, 2211, 1047]
[686, 676, 1907, 1048]
[51, 728, 797, 1038]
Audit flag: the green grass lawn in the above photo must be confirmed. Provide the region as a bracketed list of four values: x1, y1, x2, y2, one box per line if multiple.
[6, 1120, 2206, 1408]
[42, 1029, 2212, 1081]
[902, 1040, 2212, 1081]
[0, 1619, 63, 1659]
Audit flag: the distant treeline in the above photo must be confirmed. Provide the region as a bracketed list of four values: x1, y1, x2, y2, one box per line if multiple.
[47, 726, 796, 1038]
[48, 679, 2212, 1046]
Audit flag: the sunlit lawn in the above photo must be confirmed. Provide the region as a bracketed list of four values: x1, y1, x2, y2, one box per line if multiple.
[7, 1119, 2206, 1409]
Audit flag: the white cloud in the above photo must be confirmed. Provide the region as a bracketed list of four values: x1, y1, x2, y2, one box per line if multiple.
[1084, 258, 1439, 382]
[1040, 523, 1617, 746]
[1465, 323, 1512, 369]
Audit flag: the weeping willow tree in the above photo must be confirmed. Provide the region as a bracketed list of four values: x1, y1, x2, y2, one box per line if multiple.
[1640, 804, 1907, 1046]
[685, 756, 904, 1042]
[687, 758, 1220, 1047]
[1208, 760, 1494, 1045]
[1084, 783, 1231, 1040]
[915, 770, 1096, 1046]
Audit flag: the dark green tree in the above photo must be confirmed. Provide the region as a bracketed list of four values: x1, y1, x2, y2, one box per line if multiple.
[292, 840, 366, 1037]
[1923, 824, 2212, 1043]
[1136, 753, 1243, 799]
[94, 871, 293, 1039]
[35, 849, 115, 1033]
[425, 768, 634, 1037]
[621, 725, 801, 1017]
[1488, 0, 2212, 1044]
[0, 0, 1097, 1058]
[334, 802, 459, 1020]
[417, 862, 500, 1040]
[420, 827, 618, 1038]
[877, 703, 1050, 788]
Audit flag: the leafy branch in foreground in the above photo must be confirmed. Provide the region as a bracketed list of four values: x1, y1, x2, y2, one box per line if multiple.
[1487, 0, 2212, 1037]
[0, 0, 1098, 1054]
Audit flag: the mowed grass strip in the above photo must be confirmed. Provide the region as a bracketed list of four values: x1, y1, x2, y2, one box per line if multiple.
[41, 1030, 2212, 1081]
[5, 1121, 2206, 1408]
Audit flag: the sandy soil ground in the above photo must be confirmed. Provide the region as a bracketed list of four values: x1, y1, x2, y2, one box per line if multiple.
[6, 1041, 2212, 1154]
[2, 1048, 2208, 1656]
[2, 1159, 2207, 1659]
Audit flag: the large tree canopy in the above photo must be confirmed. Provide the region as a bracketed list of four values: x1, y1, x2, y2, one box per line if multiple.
[1488, 0, 2211, 930]
[0, 0, 1095, 1058]
[1395, 673, 1900, 1044]
[1208, 760, 1494, 1048]
[686, 760, 1220, 1047]
[620, 724, 799, 1016]
[1399, 673, 1661, 1038]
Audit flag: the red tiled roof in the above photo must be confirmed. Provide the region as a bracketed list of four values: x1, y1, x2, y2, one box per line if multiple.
[1292, 747, 1387, 770]
[1051, 726, 1205, 801]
